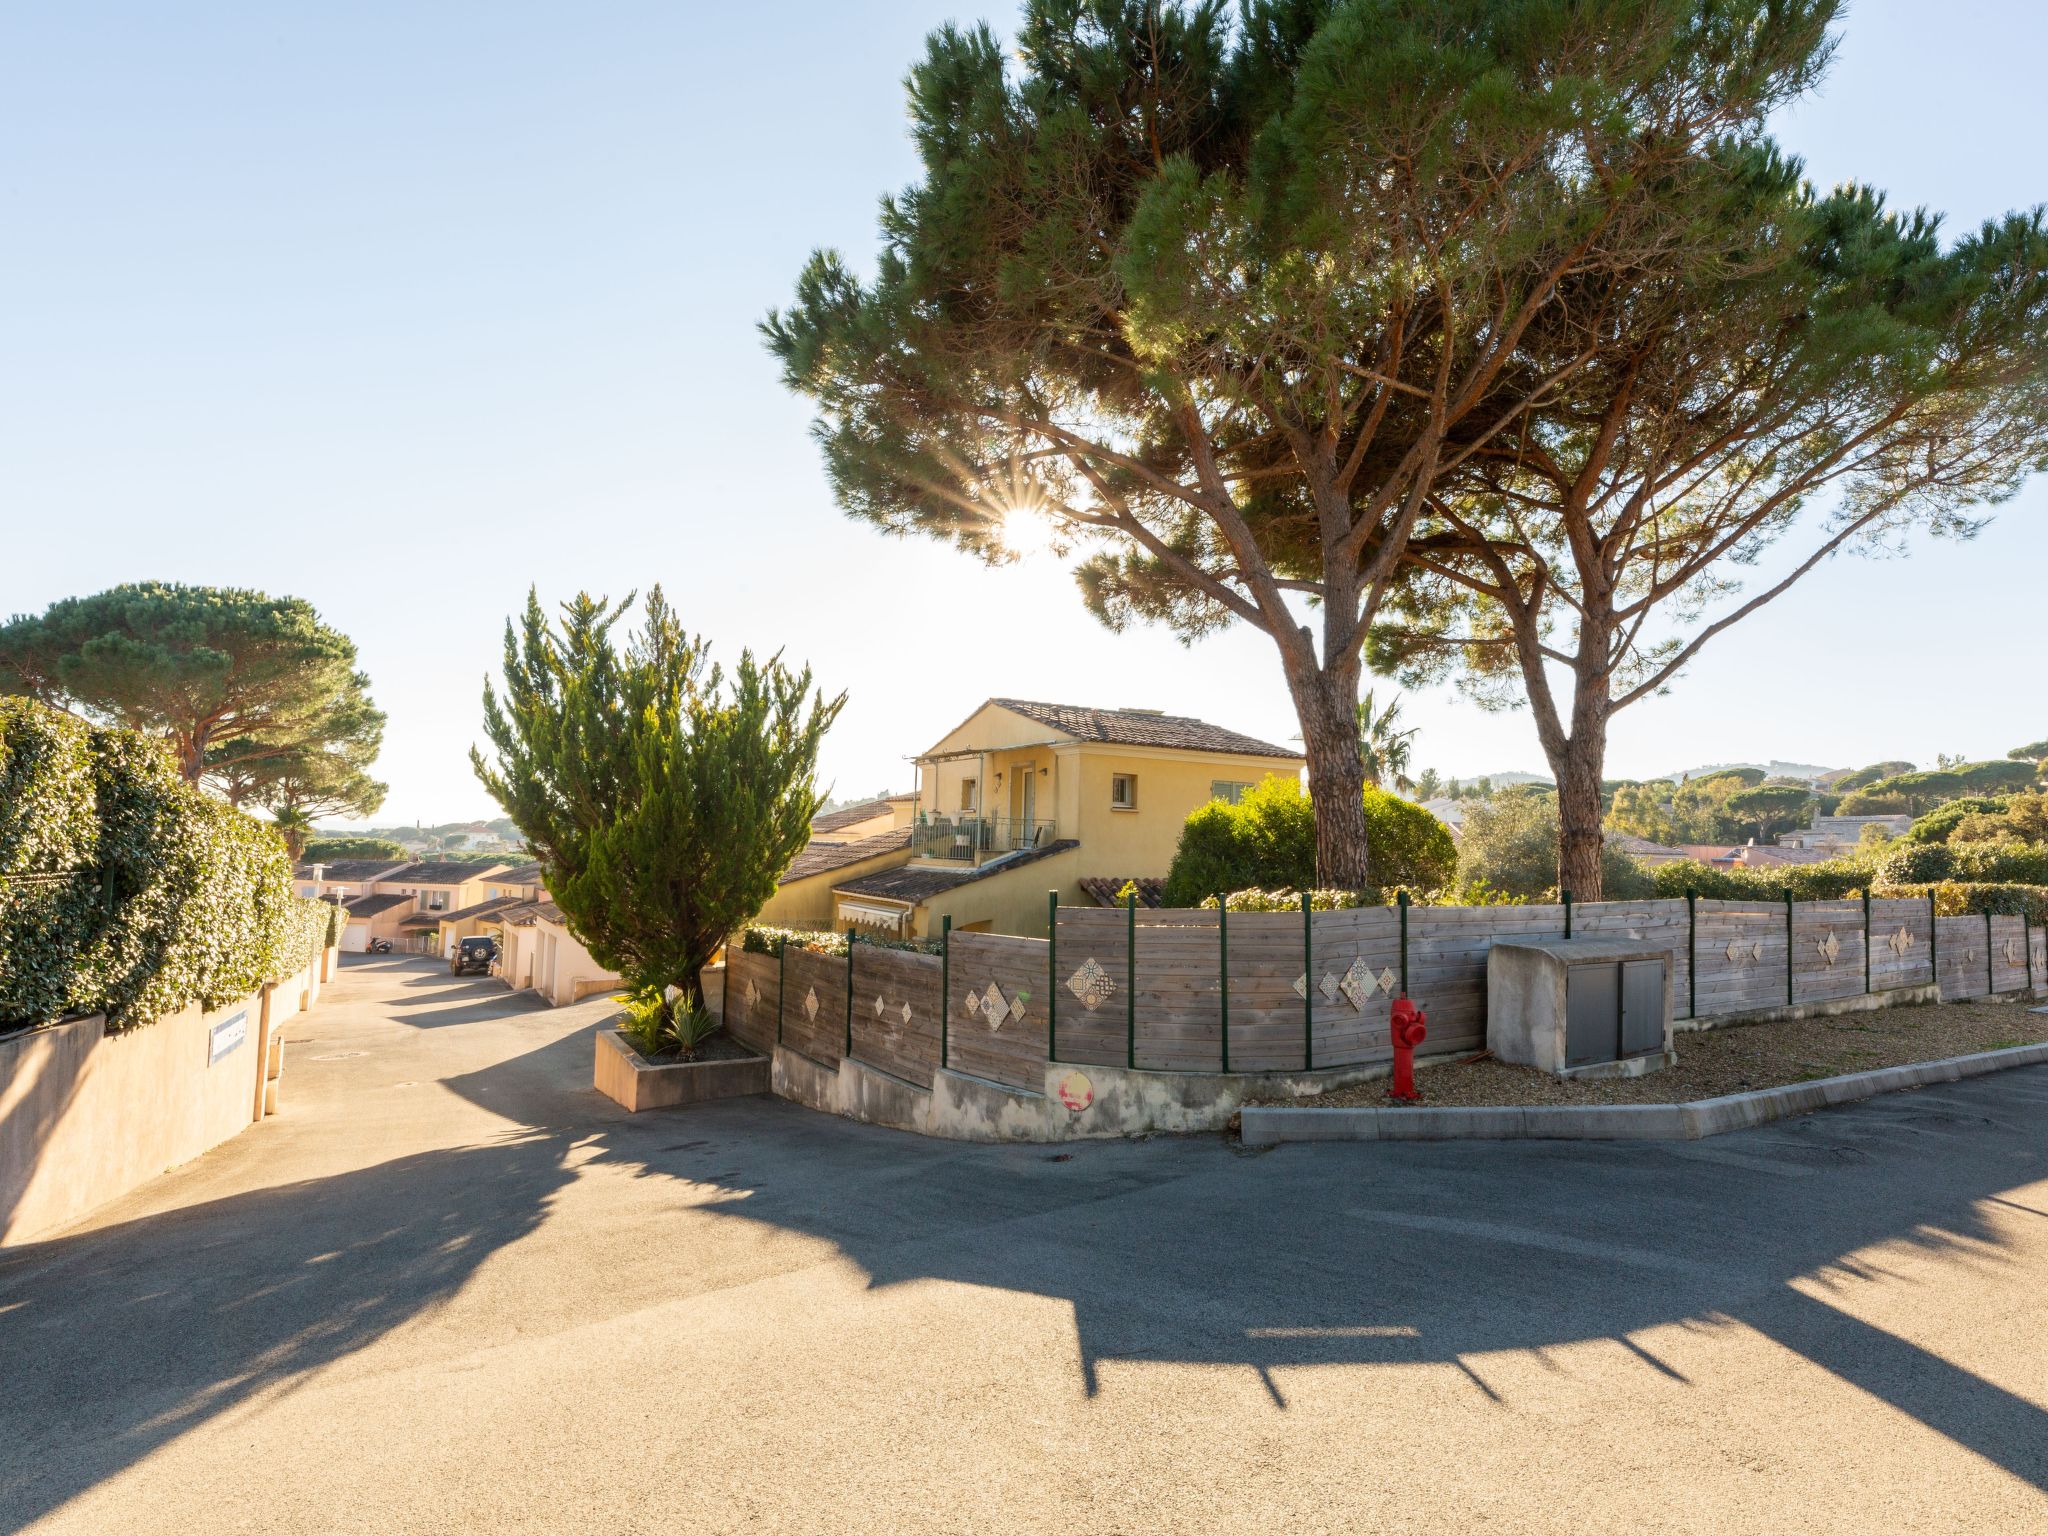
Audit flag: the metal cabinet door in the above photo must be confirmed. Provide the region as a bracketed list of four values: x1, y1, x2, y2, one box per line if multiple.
[1565, 963, 1620, 1067]
[1621, 959, 1666, 1057]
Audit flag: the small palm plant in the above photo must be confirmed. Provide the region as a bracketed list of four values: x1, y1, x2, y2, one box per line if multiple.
[617, 988, 724, 1061]
[1357, 691, 1417, 794]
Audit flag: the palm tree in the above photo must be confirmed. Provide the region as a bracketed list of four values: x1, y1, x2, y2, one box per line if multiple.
[1357, 691, 1417, 794]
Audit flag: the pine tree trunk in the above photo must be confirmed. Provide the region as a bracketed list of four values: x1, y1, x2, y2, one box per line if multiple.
[1291, 664, 1372, 891]
[1552, 690, 1612, 901]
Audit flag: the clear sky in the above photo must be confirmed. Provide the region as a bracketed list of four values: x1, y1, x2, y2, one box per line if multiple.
[3, 1, 2043, 825]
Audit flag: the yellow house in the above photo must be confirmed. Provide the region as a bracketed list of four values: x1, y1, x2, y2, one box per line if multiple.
[384, 860, 516, 954]
[825, 699, 1303, 939]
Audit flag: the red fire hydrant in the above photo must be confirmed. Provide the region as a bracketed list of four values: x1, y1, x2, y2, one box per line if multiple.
[1389, 995, 1427, 1102]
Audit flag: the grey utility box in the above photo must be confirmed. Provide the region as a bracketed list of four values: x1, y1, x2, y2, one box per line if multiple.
[1486, 937, 1677, 1080]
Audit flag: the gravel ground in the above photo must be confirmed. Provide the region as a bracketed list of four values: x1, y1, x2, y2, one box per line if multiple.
[1268, 998, 2048, 1108]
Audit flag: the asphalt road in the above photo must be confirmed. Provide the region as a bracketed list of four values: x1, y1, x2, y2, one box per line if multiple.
[3, 955, 2046, 1534]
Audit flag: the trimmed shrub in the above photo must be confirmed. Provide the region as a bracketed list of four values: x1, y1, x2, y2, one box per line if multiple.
[1647, 856, 1875, 903]
[1877, 838, 2048, 888]
[740, 925, 940, 957]
[0, 697, 332, 1032]
[1873, 881, 2048, 926]
[1161, 777, 1455, 906]
[1198, 888, 1372, 912]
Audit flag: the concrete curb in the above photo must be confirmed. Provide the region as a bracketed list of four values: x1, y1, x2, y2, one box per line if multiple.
[1238, 1041, 2048, 1146]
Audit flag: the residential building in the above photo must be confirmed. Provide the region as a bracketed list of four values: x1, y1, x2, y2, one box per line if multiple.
[294, 858, 412, 903]
[1779, 814, 1913, 852]
[294, 858, 517, 955]
[819, 698, 1304, 939]
[492, 901, 621, 1004]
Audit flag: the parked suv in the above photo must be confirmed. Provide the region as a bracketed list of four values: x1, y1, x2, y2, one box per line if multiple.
[451, 936, 498, 976]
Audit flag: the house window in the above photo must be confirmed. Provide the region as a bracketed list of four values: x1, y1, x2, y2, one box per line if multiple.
[959, 778, 978, 812]
[1210, 780, 1254, 805]
[1111, 773, 1137, 810]
[422, 890, 447, 912]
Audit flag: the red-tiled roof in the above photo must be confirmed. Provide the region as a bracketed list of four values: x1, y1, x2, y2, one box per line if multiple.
[988, 699, 1299, 759]
[780, 828, 912, 885]
[833, 839, 1078, 903]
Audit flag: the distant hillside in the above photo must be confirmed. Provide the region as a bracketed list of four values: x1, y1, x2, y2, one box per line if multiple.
[1661, 759, 1841, 785]
[1460, 770, 1553, 788]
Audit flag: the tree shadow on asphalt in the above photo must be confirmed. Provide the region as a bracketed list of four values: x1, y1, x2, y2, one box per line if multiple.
[1, 1017, 2043, 1525]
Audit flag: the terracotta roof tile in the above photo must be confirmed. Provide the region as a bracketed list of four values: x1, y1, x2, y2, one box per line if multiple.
[989, 699, 1299, 759]
[833, 839, 1078, 903]
[780, 828, 912, 885]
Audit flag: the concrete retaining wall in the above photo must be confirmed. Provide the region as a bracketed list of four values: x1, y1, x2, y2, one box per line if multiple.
[764, 1039, 1403, 1143]
[0, 955, 326, 1247]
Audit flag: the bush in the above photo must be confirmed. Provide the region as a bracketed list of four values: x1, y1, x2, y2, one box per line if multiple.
[1877, 838, 2048, 888]
[1873, 881, 2048, 926]
[740, 925, 940, 957]
[1646, 855, 1875, 903]
[1455, 791, 1654, 901]
[0, 697, 330, 1032]
[1160, 777, 1455, 905]
[1198, 888, 1372, 912]
[303, 835, 411, 862]
[1905, 798, 2009, 844]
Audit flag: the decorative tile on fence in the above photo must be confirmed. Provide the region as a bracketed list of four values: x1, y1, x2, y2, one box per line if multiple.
[850, 946, 943, 1088]
[725, 949, 781, 1056]
[780, 946, 846, 1067]
[1692, 902, 1790, 1017]
[949, 933, 1050, 1092]
[1870, 899, 1936, 993]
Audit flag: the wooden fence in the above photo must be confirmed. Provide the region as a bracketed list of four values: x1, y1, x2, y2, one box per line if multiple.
[722, 894, 2042, 1091]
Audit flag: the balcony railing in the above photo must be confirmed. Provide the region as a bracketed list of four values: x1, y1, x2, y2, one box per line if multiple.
[910, 815, 1059, 864]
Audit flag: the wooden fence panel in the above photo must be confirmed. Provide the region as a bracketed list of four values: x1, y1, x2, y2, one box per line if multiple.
[2032, 924, 2047, 994]
[779, 947, 846, 1066]
[1406, 905, 1568, 1051]
[1792, 900, 1867, 1005]
[1935, 915, 1989, 1002]
[1304, 906, 1401, 1068]
[724, 949, 781, 1056]
[1571, 900, 1692, 1017]
[1132, 910, 1224, 1072]
[1990, 914, 2031, 996]
[1692, 902, 1789, 1018]
[1051, 907, 1133, 1068]
[849, 945, 943, 1088]
[948, 933, 1051, 1092]
[1869, 899, 1935, 991]
[1215, 911, 1310, 1071]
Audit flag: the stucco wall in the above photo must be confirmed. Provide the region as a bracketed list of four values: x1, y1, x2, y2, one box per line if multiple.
[1068, 752, 1297, 877]
[532, 920, 621, 1006]
[916, 846, 1086, 936]
[0, 962, 317, 1248]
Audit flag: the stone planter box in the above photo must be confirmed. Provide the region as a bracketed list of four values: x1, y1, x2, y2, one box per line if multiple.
[592, 1028, 770, 1113]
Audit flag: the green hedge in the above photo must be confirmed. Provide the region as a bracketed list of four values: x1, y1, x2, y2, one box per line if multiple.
[739, 925, 941, 957]
[0, 697, 336, 1032]
[1646, 856, 1876, 903]
[1874, 881, 2048, 926]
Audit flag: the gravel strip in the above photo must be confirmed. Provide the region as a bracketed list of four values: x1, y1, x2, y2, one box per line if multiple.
[1261, 999, 2048, 1109]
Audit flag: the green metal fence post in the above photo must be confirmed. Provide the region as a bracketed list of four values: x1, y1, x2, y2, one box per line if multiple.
[776, 943, 786, 1046]
[1686, 889, 1698, 1020]
[1301, 890, 1314, 1070]
[1562, 889, 1573, 940]
[1397, 889, 1411, 997]
[940, 916, 951, 1070]
[1046, 891, 1059, 1063]
[1125, 891, 1137, 1070]
[1986, 908, 1996, 997]
[1784, 889, 1795, 1008]
[844, 928, 856, 1058]
[1862, 889, 1873, 998]
[1217, 896, 1230, 1074]
[2027, 917, 2037, 997]
[1930, 891, 1940, 998]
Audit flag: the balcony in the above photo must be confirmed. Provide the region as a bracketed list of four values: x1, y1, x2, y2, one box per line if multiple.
[909, 814, 1059, 865]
